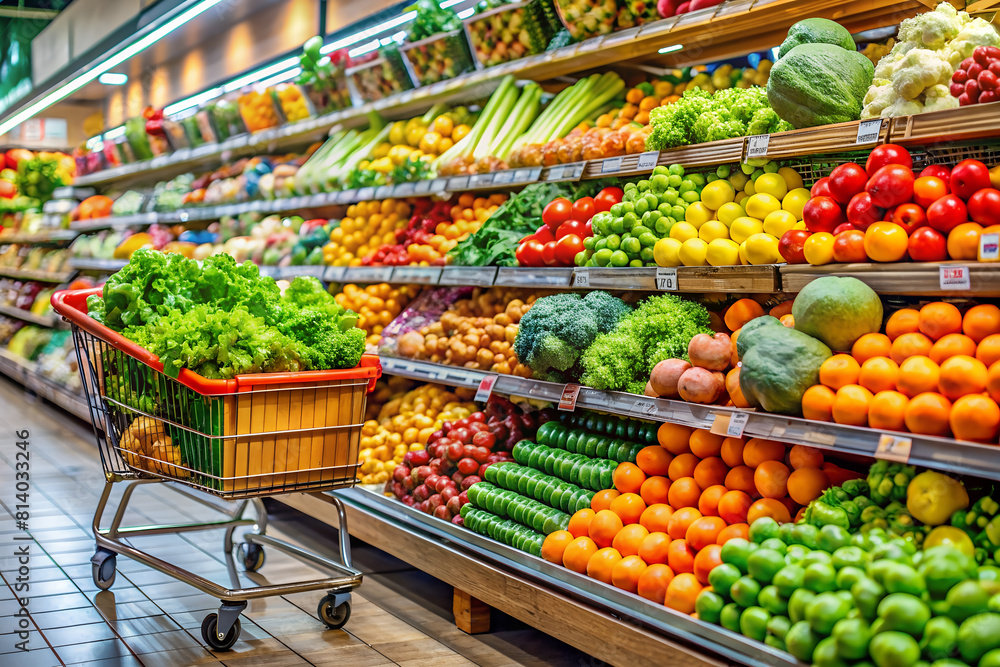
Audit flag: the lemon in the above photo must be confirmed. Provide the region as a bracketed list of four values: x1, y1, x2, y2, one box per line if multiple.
[763, 209, 798, 237]
[778, 167, 804, 191]
[744, 178, 756, 196]
[754, 173, 788, 200]
[717, 202, 745, 227]
[729, 216, 764, 244]
[793, 220, 808, 230]
[738, 241, 749, 265]
[745, 193, 782, 220]
[653, 238, 683, 267]
[669, 221, 699, 242]
[685, 202, 714, 228]
[706, 238, 740, 266]
[782, 188, 812, 220]
[699, 220, 730, 244]
[679, 238, 709, 266]
[744, 233, 781, 265]
[701, 180, 736, 210]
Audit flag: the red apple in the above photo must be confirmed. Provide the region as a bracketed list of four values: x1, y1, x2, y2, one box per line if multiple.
[969, 188, 1000, 225]
[828, 163, 869, 205]
[908, 227, 948, 262]
[832, 222, 857, 235]
[951, 159, 992, 200]
[778, 229, 811, 264]
[866, 164, 915, 208]
[926, 194, 969, 233]
[803, 196, 846, 233]
[891, 203, 928, 234]
[919, 165, 951, 181]
[846, 191, 884, 231]
[865, 144, 913, 176]
[811, 177, 834, 198]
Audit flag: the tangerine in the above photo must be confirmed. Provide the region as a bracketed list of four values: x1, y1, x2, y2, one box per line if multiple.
[639, 476, 671, 506]
[897, 355, 940, 397]
[786, 467, 829, 506]
[886, 308, 920, 341]
[562, 536, 598, 573]
[717, 490, 753, 524]
[832, 384, 873, 426]
[919, 302, 963, 341]
[964, 304, 1000, 343]
[639, 532, 672, 565]
[851, 333, 892, 363]
[693, 457, 730, 489]
[611, 555, 648, 594]
[801, 384, 836, 422]
[658, 422, 693, 454]
[868, 390, 909, 431]
[665, 572, 703, 614]
[754, 460, 791, 499]
[724, 466, 758, 496]
[938, 354, 988, 399]
[666, 507, 703, 540]
[747, 498, 792, 524]
[689, 429, 724, 458]
[890, 332, 934, 364]
[667, 539, 697, 575]
[903, 392, 952, 436]
[610, 493, 647, 525]
[724, 298, 766, 332]
[950, 394, 1000, 443]
[587, 547, 623, 584]
[567, 508, 596, 538]
[858, 356, 900, 394]
[698, 484, 729, 517]
[636, 446, 673, 476]
[591, 489, 621, 512]
[693, 544, 724, 585]
[613, 462, 647, 494]
[979, 334, 1000, 367]
[612, 523, 650, 557]
[541, 530, 574, 564]
[742, 438, 785, 467]
[639, 504, 674, 533]
[720, 437, 747, 468]
[819, 354, 862, 390]
[716, 523, 750, 545]
[668, 453, 700, 481]
[930, 333, 978, 364]
[589, 509, 624, 548]
[668, 477, 702, 510]
[637, 563, 675, 604]
[686, 516, 727, 551]
[788, 444, 823, 470]
[947, 222, 984, 261]
[988, 360, 1000, 403]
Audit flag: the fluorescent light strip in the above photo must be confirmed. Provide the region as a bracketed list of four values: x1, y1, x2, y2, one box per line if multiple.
[0, 0, 226, 136]
[163, 85, 224, 116]
[222, 57, 298, 93]
[349, 39, 381, 58]
[440, 0, 464, 7]
[321, 11, 416, 54]
[104, 126, 125, 140]
[257, 67, 301, 89]
[98, 72, 128, 85]
[457, 8, 474, 18]
[658, 44, 683, 54]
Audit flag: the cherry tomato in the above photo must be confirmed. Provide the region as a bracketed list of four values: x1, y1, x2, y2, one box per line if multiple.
[555, 234, 584, 265]
[542, 198, 573, 230]
[907, 226, 948, 262]
[594, 187, 624, 212]
[572, 197, 596, 222]
[515, 240, 545, 266]
[556, 219, 586, 239]
[542, 241, 560, 266]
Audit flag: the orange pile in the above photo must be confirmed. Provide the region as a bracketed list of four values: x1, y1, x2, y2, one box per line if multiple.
[801, 302, 1000, 443]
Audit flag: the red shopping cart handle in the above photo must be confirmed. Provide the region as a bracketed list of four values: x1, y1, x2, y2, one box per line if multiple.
[52, 288, 382, 395]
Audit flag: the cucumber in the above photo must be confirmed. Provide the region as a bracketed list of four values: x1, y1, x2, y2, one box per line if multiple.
[599, 462, 615, 490]
[512, 440, 532, 462]
[595, 437, 611, 458]
[536, 421, 558, 445]
[565, 431, 583, 454]
[525, 475, 539, 497]
[543, 511, 570, 535]
[526, 444, 544, 469]
[555, 427, 571, 450]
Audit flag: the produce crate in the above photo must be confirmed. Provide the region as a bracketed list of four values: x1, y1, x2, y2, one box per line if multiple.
[269, 83, 315, 124]
[346, 48, 415, 103]
[238, 88, 283, 133]
[305, 74, 352, 115]
[463, 0, 553, 69]
[887, 103, 1000, 145]
[401, 29, 476, 86]
[553, 0, 658, 39]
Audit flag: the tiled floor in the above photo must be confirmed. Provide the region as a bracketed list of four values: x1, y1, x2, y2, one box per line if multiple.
[0, 376, 596, 666]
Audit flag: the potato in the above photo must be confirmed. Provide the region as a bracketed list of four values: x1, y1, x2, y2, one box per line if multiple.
[677, 367, 724, 404]
[649, 358, 691, 398]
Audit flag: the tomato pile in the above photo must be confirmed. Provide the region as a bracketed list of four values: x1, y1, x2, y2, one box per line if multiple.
[515, 187, 623, 267]
[951, 46, 1000, 106]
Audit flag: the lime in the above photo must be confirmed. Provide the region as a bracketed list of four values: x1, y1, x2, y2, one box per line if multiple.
[748, 549, 786, 584]
[817, 525, 852, 553]
[870, 631, 920, 667]
[804, 562, 838, 593]
[610, 216, 625, 234]
[609, 250, 629, 267]
[706, 238, 740, 267]
[870, 541, 911, 565]
[788, 588, 816, 624]
[832, 617, 872, 661]
[678, 238, 708, 266]
[729, 216, 763, 244]
[583, 236, 596, 251]
[779, 522, 796, 544]
[946, 580, 990, 623]
[635, 198, 649, 216]
[654, 216, 672, 235]
[679, 179, 697, 194]
[658, 202, 674, 216]
[832, 546, 868, 570]
[878, 593, 930, 637]
[740, 606, 771, 641]
[785, 544, 810, 563]
[632, 225, 652, 237]
[982, 650, 1000, 667]
[622, 212, 638, 230]
[621, 237, 642, 256]
[958, 613, 1000, 663]
[653, 238, 682, 267]
[836, 566, 867, 591]
[807, 592, 851, 635]
[786, 620, 822, 662]
[812, 636, 847, 667]
[688, 173, 706, 187]
[593, 249, 613, 266]
[851, 577, 886, 621]
[768, 614, 792, 641]
[640, 247, 654, 263]
[758, 585, 788, 616]
[759, 538, 787, 555]
[638, 232, 659, 248]
[764, 635, 786, 651]
[921, 616, 958, 662]
[662, 191, 679, 205]
[749, 517, 780, 545]
[667, 174, 683, 188]
[621, 201, 635, 214]
[637, 179, 651, 191]
[650, 174, 669, 191]
[731, 576, 762, 607]
[754, 173, 789, 200]
[708, 563, 742, 600]
[801, 550, 833, 568]
[642, 209, 661, 227]
[681, 190, 700, 203]
[720, 602, 744, 632]
[696, 589, 725, 624]
[721, 538, 756, 574]
[791, 524, 820, 549]
[671, 205, 686, 220]
[773, 564, 805, 597]
[668, 221, 698, 243]
[609, 203, 625, 217]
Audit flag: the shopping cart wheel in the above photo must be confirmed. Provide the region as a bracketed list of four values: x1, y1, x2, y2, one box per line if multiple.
[201, 613, 241, 651]
[91, 549, 116, 591]
[238, 542, 265, 572]
[318, 595, 351, 630]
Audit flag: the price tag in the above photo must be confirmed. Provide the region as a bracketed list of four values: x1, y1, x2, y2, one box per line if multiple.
[940, 265, 971, 290]
[601, 156, 624, 174]
[727, 411, 749, 437]
[474, 374, 498, 402]
[980, 233, 1000, 261]
[548, 165, 566, 181]
[356, 187, 376, 201]
[746, 134, 770, 159]
[558, 384, 582, 411]
[568, 163, 586, 179]
[309, 193, 329, 208]
[414, 180, 433, 195]
[431, 178, 450, 192]
[528, 167, 543, 181]
[875, 433, 912, 463]
[656, 267, 678, 290]
[574, 269, 590, 288]
[636, 151, 659, 171]
[348, 266, 394, 283]
[856, 119, 882, 144]
[335, 190, 356, 204]
[513, 169, 532, 183]
[438, 266, 497, 286]
[632, 399, 659, 417]
[449, 176, 470, 190]
[470, 173, 494, 188]
[493, 170, 514, 185]
[392, 266, 441, 284]
[323, 266, 346, 281]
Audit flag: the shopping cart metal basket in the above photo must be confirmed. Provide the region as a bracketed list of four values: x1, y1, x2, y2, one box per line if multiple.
[52, 287, 381, 650]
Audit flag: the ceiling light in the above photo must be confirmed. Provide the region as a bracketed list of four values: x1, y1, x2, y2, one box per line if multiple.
[98, 72, 128, 85]
[658, 44, 683, 54]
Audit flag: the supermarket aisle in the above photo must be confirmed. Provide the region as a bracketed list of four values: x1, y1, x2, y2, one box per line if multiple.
[0, 377, 597, 667]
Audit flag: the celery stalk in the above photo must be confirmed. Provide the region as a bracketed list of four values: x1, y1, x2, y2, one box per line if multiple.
[435, 75, 516, 167]
[472, 82, 519, 161]
[493, 84, 541, 161]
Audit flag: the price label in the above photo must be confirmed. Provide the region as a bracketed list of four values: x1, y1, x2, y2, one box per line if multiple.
[602, 156, 624, 174]
[727, 411, 749, 437]
[475, 374, 498, 402]
[574, 269, 590, 288]
[356, 187, 376, 201]
[392, 266, 441, 284]
[633, 400, 659, 417]
[636, 151, 660, 171]
[568, 163, 586, 179]
[656, 267, 678, 290]
[309, 193, 329, 208]
[746, 134, 770, 159]
[395, 182, 416, 196]
[856, 119, 882, 144]
[470, 173, 494, 188]
[323, 266, 346, 281]
[875, 433, 912, 463]
[375, 185, 394, 199]
[980, 233, 1000, 261]
[335, 190, 356, 204]
[414, 180, 433, 195]
[528, 167, 543, 181]
[513, 169, 533, 183]
[940, 265, 971, 290]
[439, 266, 497, 286]
[493, 170, 514, 185]
[558, 384, 582, 411]
[430, 178, 450, 192]
[548, 165, 566, 181]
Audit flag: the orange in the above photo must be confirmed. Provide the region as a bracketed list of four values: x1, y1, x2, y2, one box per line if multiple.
[747, 498, 792, 524]
[979, 335, 1000, 367]
[786, 467, 829, 506]
[903, 392, 952, 436]
[668, 453, 700, 481]
[897, 356, 940, 398]
[938, 354, 988, 399]
[886, 308, 921, 341]
[718, 490, 753, 524]
[891, 332, 934, 364]
[567, 509, 596, 538]
[919, 302, 963, 341]
[947, 222, 983, 261]
[667, 477, 702, 510]
[801, 384, 836, 422]
[613, 462, 647, 494]
[724, 298, 766, 332]
[591, 489, 621, 512]
[819, 354, 862, 390]
[587, 547, 623, 584]
[639, 532, 672, 565]
[950, 394, 1000, 442]
[754, 460, 791, 499]
[716, 523, 750, 545]
[864, 221, 909, 262]
[636, 446, 673, 476]
[689, 429, 724, 458]
[693, 457, 729, 489]
[666, 539, 697, 575]
[666, 507, 703, 540]
[858, 356, 900, 394]
[832, 384, 873, 426]
[989, 361, 1000, 403]
[964, 304, 1000, 343]
[693, 544, 724, 585]
[698, 484, 729, 517]
[665, 572, 703, 614]
[720, 437, 746, 468]
[658, 422, 693, 454]
[611, 555, 648, 594]
[541, 530, 574, 564]
[686, 516, 727, 551]
[610, 493, 647, 525]
[562, 536, 598, 573]
[637, 563, 675, 604]
[930, 333, 978, 364]
[725, 466, 758, 496]
[639, 504, 674, 534]
[612, 523, 650, 557]
[742, 438, 785, 468]
[868, 390, 909, 432]
[639, 476, 671, 506]
[788, 444, 824, 470]
[589, 509, 624, 548]
[852, 333, 892, 363]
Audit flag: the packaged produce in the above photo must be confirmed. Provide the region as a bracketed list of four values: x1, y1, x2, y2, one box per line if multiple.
[237, 88, 282, 132]
[179, 115, 205, 147]
[401, 30, 476, 86]
[346, 44, 414, 103]
[296, 37, 351, 114]
[208, 99, 246, 140]
[124, 116, 153, 161]
[270, 83, 312, 123]
[464, 0, 553, 68]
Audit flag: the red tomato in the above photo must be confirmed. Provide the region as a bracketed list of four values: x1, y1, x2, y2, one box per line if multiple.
[907, 227, 948, 262]
[832, 230, 867, 263]
[828, 163, 868, 205]
[556, 219, 586, 239]
[572, 197, 596, 222]
[803, 196, 846, 233]
[515, 240, 545, 267]
[542, 241, 560, 266]
[595, 187, 624, 212]
[779, 229, 811, 264]
[584, 219, 593, 236]
[555, 234, 584, 265]
[891, 203, 928, 234]
[811, 177, 834, 198]
[530, 224, 556, 244]
[969, 188, 1000, 225]
[0, 180, 15, 199]
[542, 198, 573, 230]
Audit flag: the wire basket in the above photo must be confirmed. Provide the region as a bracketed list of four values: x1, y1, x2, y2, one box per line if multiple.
[53, 288, 381, 500]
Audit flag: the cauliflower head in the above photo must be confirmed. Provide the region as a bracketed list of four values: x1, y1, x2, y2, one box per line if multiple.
[862, 82, 896, 119]
[897, 2, 967, 50]
[884, 97, 924, 118]
[946, 18, 1000, 66]
[923, 83, 960, 112]
[892, 48, 954, 100]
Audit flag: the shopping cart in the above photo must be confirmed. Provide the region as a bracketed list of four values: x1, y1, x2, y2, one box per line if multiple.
[52, 287, 381, 650]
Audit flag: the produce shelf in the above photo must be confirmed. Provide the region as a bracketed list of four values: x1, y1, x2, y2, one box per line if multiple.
[0, 304, 58, 328]
[0, 267, 74, 283]
[745, 119, 891, 162]
[887, 103, 1000, 146]
[67, 258, 127, 272]
[0, 350, 90, 422]
[780, 261, 1000, 296]
[379, 356, 1000, 483]
[572, 265, 780, 292]
[0, 230, 79, 245]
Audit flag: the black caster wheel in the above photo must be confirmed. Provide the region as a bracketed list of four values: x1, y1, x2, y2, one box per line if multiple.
[318, 595, 351, 629]
[201, 613, 241, 651]
[91, 550, 116, 591]
[238, 542, 265, 572]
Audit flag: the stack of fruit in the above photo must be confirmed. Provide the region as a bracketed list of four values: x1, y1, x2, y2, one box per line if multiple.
[364, 110, 472, 175]
[363, 200, 452, 266]
[407, 193, 507, 265]
[323, 199, 412, 266]
[332, 282, 422, 348]
[515, 189, 619, 267]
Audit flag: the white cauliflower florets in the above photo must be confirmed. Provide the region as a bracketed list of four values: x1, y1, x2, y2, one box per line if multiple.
[892, 48, 955, 99]
[883, 98, 924, 118]
[946, 18, 1000, 66]
[923, 84, 961, 112]
[874, 49, 906, 80]
[862, 82, 896, 119]
[897, 2, 967, 50]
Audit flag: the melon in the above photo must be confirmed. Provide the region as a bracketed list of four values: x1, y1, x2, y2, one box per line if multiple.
[792, 276, 883, 352]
